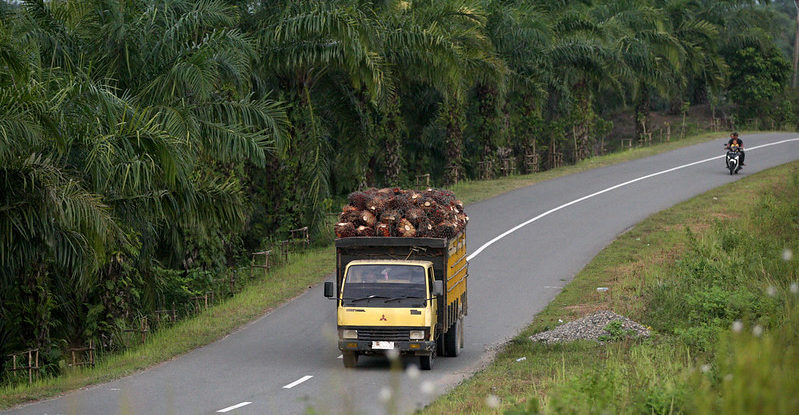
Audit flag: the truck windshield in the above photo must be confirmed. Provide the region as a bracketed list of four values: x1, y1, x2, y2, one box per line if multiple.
[342, 264, 427, 307]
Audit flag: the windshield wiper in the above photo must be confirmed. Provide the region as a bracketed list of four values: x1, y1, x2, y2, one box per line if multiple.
[347, 295, 391, 303]
[385, 295, 425, 303]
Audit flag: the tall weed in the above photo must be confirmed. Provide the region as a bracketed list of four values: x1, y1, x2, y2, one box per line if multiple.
[543, 341, 692, 415]
[689, 299, 799, 414]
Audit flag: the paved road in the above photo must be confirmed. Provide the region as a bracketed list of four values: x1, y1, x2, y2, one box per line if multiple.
[5, 133, 799, 415]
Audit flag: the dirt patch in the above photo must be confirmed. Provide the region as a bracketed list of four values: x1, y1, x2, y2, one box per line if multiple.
[710, 212, 738, 220]
[663, 222, 712, 233]
[564, 303, 608, 316]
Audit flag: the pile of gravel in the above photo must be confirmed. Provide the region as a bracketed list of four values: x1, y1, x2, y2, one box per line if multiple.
[529, 310, 651, 344]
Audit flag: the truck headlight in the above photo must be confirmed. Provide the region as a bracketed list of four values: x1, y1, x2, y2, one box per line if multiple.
[409, 330, 425, 340]
[340, 329, 358, 339]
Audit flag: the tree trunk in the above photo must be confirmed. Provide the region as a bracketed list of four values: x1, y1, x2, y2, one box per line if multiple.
[476, 83, 501, 179]
[443, 97, 464, 185]
[573, 81, 594, 162]
[793, 1, 799, 88]
[634, 82, 650, 142]
[519, 94, 541, 173]
[383, 92, 404, 185]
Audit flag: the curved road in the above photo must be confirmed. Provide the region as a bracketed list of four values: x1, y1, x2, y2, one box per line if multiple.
[6, 132, 799, 415]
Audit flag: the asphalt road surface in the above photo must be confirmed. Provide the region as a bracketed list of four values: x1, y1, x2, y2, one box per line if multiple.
[5, 132, 799, 415]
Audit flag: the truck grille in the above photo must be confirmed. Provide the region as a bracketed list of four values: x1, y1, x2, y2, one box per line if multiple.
[357, 327, 410, 341]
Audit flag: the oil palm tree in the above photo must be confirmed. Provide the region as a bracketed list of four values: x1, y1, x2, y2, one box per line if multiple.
[255, 0, 384, 229]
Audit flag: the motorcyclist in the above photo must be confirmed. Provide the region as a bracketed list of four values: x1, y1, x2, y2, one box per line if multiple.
[725, 132, 745, 166]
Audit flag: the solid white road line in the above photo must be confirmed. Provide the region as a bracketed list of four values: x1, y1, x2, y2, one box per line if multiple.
[283, 375, 313, 389]
[466, 137, 799, 262]
[217, 401, 252, 413]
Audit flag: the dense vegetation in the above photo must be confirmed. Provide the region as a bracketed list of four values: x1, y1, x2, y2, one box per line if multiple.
[1, 0, 797, 385]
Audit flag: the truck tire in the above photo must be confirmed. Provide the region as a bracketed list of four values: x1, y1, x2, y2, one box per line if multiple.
[419, 352, 434, 370]
[443, 318, 461, 357]
[459, 317, 464, 350]
[342, 351, 358, 368]
[436, 336, 445, 356]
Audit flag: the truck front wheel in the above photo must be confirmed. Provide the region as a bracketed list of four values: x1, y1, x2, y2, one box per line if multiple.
[342, 351, 358, 368]
[419, 352, 434, 370]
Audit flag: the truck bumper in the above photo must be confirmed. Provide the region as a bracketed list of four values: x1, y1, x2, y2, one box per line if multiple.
[338, 340, 436, 355]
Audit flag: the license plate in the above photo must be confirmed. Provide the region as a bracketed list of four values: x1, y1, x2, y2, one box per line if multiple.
[372, 341, 395, 350]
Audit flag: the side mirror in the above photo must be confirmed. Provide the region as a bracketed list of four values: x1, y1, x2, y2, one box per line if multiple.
[433, 280, 444, 297]
[324, 281, 335, 298]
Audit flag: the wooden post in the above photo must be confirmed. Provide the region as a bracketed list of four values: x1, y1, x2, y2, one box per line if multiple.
[141, 317, 148, 344]
[572, 125, 578, 162]
[666, 122, 671, 142]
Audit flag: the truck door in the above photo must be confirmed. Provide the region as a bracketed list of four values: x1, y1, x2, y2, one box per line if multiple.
[428, 265, 437, 339]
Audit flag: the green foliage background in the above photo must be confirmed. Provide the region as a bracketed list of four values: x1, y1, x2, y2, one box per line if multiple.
[0, 0, 797, 385]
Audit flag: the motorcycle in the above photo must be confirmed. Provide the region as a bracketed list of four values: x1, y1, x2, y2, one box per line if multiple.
[725, 144, 742, 175]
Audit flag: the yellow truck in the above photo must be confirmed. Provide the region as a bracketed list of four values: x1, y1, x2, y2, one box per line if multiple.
[324, 232, 468, 369]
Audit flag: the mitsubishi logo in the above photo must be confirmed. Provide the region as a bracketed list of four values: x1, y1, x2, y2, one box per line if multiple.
[379, 314, 387, 321]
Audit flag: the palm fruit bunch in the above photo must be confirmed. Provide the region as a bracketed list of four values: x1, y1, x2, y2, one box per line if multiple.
[334, 187, 468, 239]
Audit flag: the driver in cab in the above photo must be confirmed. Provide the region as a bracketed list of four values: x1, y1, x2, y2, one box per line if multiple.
[725, 131, 745, 166]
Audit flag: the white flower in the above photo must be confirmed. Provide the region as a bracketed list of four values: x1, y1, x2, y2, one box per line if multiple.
[701, 364, 711, 373]
[783, 249, 793, 261]
[420, 380, 435, 395]
[732, 321, 743, 333]
[791, 282, 798, 294]
[766, 286, 777, 297]
[753, 325, 763, 337]
[379, 386, 392, 403]
[386, 349, 400, 361]
[485, 394, 500, 409]
[406, 364, 420, 380]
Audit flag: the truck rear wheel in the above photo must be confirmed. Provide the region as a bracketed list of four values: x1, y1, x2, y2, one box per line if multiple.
[419, 352, 434, 370]
[342, 351, 358, 368]
[459, 318, 464, 350]
[444, 318, 462, 357]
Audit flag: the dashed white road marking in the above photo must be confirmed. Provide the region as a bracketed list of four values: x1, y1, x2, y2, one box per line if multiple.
[217, 401, 252, 413]
[466, 137, 799, 262]
[337, 354, 343, 359]
[283, 375, 313, 389]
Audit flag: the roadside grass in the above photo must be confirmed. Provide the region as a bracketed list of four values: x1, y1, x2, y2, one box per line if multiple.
[419, 161, 799, 415]
[0, 129, 770, 409]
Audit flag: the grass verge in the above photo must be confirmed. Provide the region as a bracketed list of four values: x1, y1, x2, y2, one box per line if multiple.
[0, 129, 775, 409]
[419, 160, 799, 414]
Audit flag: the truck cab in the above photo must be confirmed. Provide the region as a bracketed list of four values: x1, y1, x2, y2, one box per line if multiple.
[325, 233, 467, 370]
[325, 259, 443, 369]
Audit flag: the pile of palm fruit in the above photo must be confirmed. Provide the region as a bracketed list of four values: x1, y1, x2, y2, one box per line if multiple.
[335, 188, 468, 239]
